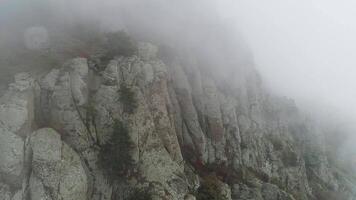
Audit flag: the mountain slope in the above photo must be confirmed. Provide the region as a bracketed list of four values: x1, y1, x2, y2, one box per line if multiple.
[0, 41, 355, 200]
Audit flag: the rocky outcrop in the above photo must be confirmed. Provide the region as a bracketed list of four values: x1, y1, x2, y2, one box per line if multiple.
[29, 128, 88, 200]
[0, 127, 23, 187]
[0, 72, 35, 137]
[0, 73, 34, 188]
[0, 73, 88, 200]
[0, 182, 11, 200]
[0, 42, 355, 200]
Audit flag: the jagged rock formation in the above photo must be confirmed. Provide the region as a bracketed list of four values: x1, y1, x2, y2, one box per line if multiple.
[0, 42, 355, 200]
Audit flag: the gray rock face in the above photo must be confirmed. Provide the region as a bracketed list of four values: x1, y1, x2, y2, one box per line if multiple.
[93, 51, 188, 199]
[0, 42, 355, 200]
[30, 128, 62, 193]
[0, 72, 35, 137]
[0, 128, 24, 186]
[11, 190, 22, 200]
[29, 128, 88, 200]
[29, 175, 52, 200]
[0, 73, 35, 188]
[0, 182, 11, 200]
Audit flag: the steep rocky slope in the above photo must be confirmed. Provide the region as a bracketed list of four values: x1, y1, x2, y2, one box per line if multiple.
[0, 42, 355, 200]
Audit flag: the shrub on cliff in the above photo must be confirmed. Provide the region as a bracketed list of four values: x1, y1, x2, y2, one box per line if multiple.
[196, 175, 228, 200]
[314, 189, 348, 200]
[104, 31, 137, 58]
[282, 149, 299, 167]
[98, 120, 135, 181]
[118, 83, 138, 114]
[266, 134, 284, 151]
[126, 188, 152, 200]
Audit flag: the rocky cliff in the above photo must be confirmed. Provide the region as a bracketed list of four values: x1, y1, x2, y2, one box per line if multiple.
[0, 41, 355, 200]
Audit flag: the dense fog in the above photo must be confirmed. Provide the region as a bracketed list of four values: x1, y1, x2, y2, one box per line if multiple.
[217, 0, 356, 158]
[219, 0, 356, 123]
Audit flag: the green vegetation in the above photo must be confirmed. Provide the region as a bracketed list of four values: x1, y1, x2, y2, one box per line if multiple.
[240, 141, 248, 149]
[66, 26, 138, 68]
[67, 24, 137, 57]
[104, 31, 137, 57]
[291, 192, 307, 200]
[233, 167, 269, 187]
[304, 150, 322, 167]
[282, 149, 299, 167]
[313, 189, 348, 200]
[84, 100, 97, 127]
[126, 188, 153, 200]
[266, 134, 284, 151]
[244, 167, 269, 183]
[98, 120, 135, 181]
[118, 83, 138, 114]
[196, 175, 228, 200]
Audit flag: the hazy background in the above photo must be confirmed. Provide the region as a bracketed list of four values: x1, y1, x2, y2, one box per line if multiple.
[1, 0, 355, 156]
[217, 0, 356, 126]
[217, 0, 356, 162]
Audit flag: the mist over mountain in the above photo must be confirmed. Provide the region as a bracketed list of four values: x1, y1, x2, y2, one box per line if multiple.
[0, 0, 355, 200]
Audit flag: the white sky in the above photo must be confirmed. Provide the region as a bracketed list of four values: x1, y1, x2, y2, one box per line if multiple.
[217, 0, 356, 126]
